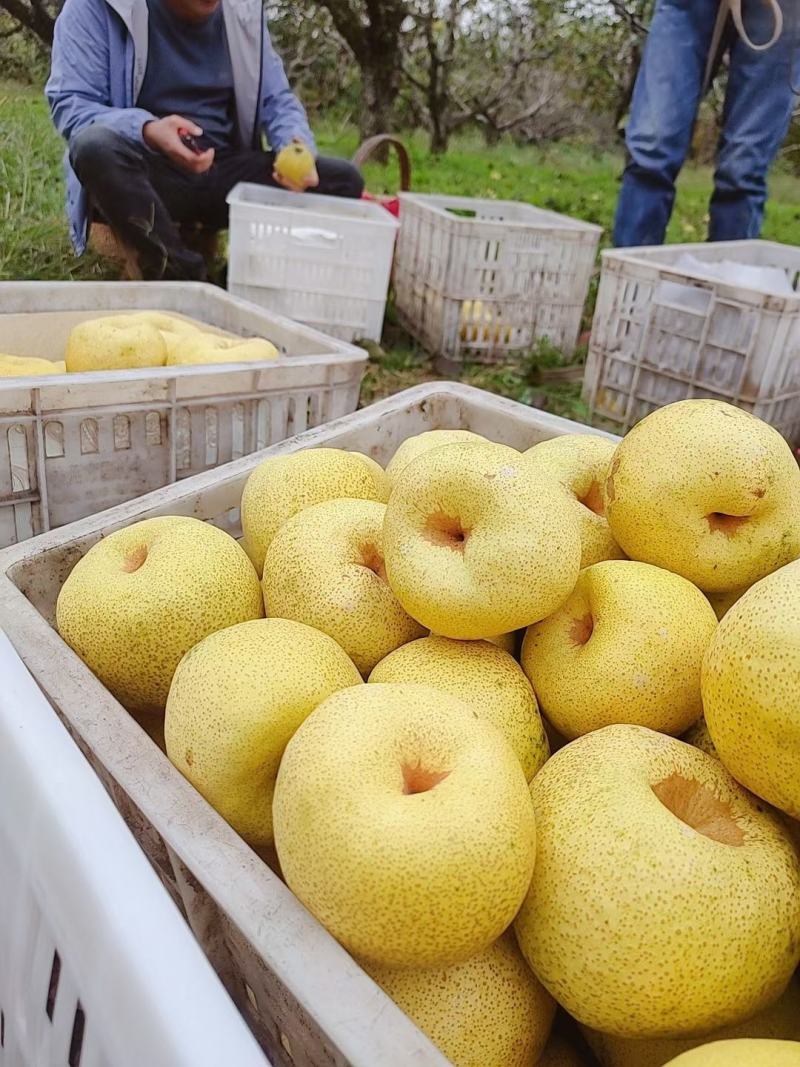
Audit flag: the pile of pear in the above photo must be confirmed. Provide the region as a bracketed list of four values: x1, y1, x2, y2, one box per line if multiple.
[56, 398, 800, 1067]
[0, 311, 277, 376]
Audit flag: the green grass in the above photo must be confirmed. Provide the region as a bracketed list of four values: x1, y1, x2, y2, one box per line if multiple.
[3, 80, 800, 418]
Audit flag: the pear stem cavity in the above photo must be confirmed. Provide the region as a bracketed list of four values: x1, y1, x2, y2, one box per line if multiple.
[423, 511, 469, 552]
[402, 763, 451, 795]
[579, 481, 605, 517]
[121, 544, 148, 573]
[359, 543, 387, 582]
[570, 612, 594, 647]
[652, 772, 745, 846]
[706, 512, 750, 537]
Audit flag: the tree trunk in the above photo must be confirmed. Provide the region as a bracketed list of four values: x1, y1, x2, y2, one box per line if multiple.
[429, 121, 448, 154]
[483, 123, 502, 147]
[360, 59, 401, 141]
[0, 0, 56, 45]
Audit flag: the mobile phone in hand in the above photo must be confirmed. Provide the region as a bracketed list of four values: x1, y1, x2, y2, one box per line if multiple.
[178, 128, 205, 154]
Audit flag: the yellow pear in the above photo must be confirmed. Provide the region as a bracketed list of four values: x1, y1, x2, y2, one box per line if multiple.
[525, 434, 625, 567]
[273, 683, 536, 968]
[682, 717, 718, 758]
[262, 498, 425, 675]
[0, 353, 63, 376]
[127, 311, 202, 335]
[584, 973, 800, 1067]
[486, 630, 518, 654]
[605, 400, 800, 593]
[363, 934, 555, 1067]
[521, 560, 717, 739]
[56, 516, 263, 717]
[514, 724, 800, 1038]
[662, 1039, 800, 1066]
[65, 314, 167, 371]
[164, 618, 361, 849]
[383, 442, 581, 639]
[240, 447, 389, 575]
[370, 635, 548, 780]
[702, 559, 800, 818]
[429, 630, 519, 654]
[167, 334, 278, 366]
[705, 586, 748, 621]
[538, 1034, 591, 1067]
[385, 429, 491, 486]
[274, 141, 316, 186]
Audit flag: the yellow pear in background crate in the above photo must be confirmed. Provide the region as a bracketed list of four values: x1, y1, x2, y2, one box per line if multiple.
[459, 300, 513, 345]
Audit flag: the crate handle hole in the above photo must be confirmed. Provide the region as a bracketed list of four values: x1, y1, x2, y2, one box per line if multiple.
[45, 949, 61, 1021]
[68, 1003, 85, 1067]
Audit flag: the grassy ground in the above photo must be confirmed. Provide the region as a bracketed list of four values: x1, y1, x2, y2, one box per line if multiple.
[3, 80, 800, 417]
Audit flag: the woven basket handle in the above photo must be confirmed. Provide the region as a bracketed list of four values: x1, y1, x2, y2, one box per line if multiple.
[352, 135, 412, 191]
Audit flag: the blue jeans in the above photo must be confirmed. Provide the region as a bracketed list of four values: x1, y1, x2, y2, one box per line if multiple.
[614, 0, 798, 246]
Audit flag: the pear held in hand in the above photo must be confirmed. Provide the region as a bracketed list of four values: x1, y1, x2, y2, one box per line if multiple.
[274, 141, 317, 190]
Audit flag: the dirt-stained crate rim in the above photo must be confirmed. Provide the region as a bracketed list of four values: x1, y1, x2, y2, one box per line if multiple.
[0, 383, 617, 1067]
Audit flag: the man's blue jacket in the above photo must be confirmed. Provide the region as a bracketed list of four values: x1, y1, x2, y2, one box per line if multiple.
[46, 0, 316, 253]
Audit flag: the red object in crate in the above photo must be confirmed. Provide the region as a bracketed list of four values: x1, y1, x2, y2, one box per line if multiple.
[362, 191, 401, 218]
[352, 135, 410, 221]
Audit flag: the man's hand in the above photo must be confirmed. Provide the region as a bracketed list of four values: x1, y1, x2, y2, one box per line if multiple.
[143, 115, 215, 175]
[273, 137, 319, 193]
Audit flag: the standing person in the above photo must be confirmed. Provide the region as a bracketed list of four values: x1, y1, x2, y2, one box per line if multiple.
[614, 0, 797, 247]
[46, 0, 364, 280]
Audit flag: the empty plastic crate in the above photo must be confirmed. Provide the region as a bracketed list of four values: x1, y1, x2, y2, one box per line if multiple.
[0, 630, 270, 1067]
[393, 193, 602, 366]
[583, 240, 800, 442]
[226, 184, 399, 343]
[0, 382, 615, 1067]
[0, 281, 366, 548]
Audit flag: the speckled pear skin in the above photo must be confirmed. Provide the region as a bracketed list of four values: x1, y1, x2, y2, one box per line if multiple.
[605, 399, 800, 593]
[383, 441, 582, 639]
[514, 724, 800, 1039]
[370, 635, 549, 780]
[385, 429, 493, 486]
[661, 1039, 800, 1067]
[703, 559, 800, 819]
[164, 618, 361, 849]
[537, 1034, 591, 1067]
[524, 433, 625, 568]
[56, 515, 264, 716]
[521, 560, 718, 739]
[240, 447, 389, 575]
[584, 972, 800, 1067]
[262, 498, 426, 675]
[363, 933, 555, 1067]
[65, 314, 167, 371]
[273, 682, 536, 969]
[681, 717, 718, 759]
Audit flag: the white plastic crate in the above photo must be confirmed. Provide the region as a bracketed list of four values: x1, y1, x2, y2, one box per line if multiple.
[0, 630, 269, 1067]
[0, 382, 615, 1067]
[0, 281, 366, 549]
[226, 184, 399, 343]
[393, 193, 602, 365]
[583, 240, 800, 442]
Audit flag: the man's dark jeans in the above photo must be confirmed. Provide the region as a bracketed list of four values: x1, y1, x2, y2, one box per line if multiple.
[69, 125, 365, 280]
[614, 0, 798, 247]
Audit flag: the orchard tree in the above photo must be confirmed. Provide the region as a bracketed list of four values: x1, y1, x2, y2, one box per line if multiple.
[315, 0, 409, 141]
